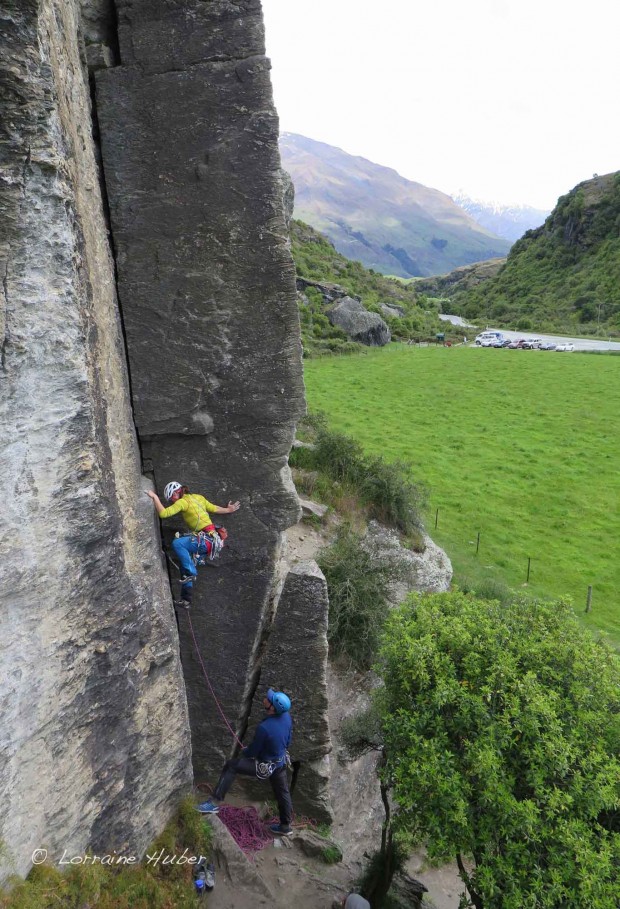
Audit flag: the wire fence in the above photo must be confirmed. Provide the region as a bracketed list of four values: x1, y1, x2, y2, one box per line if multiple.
[432, 506, 595, 613]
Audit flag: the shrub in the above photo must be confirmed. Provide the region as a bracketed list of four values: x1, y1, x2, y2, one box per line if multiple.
[318, 526, 392, 670]
[291, 415, 426, 534]
[377, 590, 620, 909]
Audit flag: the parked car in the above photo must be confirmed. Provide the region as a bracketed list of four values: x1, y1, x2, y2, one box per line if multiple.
[522, 338, 542, 349]
[556, 342, 575, 352]
[491, 337, 507, 347]
[475, 331, 505, 345]
[539, 341, 557, 350]
[507, 339, 526, 349]
[480, 337, 498, 347]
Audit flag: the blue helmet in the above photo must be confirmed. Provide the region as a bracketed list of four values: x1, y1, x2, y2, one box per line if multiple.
[267, 688, 291, 714]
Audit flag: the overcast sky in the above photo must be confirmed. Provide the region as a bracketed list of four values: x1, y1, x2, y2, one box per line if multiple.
[261, 0, 620, 210]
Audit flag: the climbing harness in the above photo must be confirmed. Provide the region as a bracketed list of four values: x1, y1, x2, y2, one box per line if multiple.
[193, 527, 224, 564]
[255, 749, 291, 780]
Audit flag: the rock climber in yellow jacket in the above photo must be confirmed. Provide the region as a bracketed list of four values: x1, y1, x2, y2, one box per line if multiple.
[146, 481, 240, 607]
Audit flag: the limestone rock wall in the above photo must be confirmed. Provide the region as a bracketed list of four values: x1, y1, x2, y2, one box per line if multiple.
[0, 0, 191, 880]
[94, 0, 305, 776]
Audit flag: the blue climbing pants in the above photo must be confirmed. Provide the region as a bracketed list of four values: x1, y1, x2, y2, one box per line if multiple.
[171, 535, 211, 590]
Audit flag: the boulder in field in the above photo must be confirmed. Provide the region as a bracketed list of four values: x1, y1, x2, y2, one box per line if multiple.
[326, 297, 391, 346]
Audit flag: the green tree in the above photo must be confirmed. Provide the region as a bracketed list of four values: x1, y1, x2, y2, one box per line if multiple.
[377, 590, 620, 909]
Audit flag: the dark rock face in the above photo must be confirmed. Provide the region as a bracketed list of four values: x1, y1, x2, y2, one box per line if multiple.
[326, 297, 391, 347]
[244, 562, 333, 824]
[0, 0, 191, 880]
[296, 277, 352, 304]
[95, 1, 305, 775]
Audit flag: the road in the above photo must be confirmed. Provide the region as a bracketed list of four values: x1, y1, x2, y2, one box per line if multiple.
[438, 314, 620, 352]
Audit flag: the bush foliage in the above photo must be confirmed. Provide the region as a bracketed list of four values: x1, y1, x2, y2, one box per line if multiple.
[377, 590, 620, 909]
[318, 526, 392, 670]
[291, 413, 426, 534]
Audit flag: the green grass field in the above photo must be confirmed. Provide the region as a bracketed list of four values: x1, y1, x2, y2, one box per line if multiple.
[303, 346, 620, 642]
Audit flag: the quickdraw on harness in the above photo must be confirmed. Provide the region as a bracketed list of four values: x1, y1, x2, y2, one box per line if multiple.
[255, 750, 292, 781]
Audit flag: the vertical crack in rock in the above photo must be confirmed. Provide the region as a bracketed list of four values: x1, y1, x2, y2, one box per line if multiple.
[1, 144, 31, 373]
[1, 257, 9, 371]
[95, 0, 305, 779]
[232, 533, 288, 751]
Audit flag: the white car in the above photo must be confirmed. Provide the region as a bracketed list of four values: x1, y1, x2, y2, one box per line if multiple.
[556, 343, 575, 352]
[475, 331, 504, 345]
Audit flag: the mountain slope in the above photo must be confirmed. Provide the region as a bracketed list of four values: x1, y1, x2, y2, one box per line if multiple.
[451, 192, 549, 242]
[291, 220, 443, 355]
[453, 172, 620, 332]
[280, 133, 511, 278]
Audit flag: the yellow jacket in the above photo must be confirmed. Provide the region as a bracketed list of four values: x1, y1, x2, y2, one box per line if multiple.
[159, 493, 217, 532]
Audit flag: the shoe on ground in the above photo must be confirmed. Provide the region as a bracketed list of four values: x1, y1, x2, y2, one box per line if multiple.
[174, 599, 191, 610]
[180, 575, 195, 584]
[196, 800, 219, 814]
[269, 823, 293, 837]
[204, 863, 215, 890]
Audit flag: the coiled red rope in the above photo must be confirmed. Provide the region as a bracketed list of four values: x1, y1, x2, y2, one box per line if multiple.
[216, 805, 274, 856]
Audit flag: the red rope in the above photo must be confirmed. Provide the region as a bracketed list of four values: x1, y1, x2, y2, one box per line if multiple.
[186, 611, 245, 749]
[217, 805, 274, 857]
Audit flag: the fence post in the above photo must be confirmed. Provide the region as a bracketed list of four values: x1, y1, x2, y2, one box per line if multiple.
[476, 531, 480, 554]
[586, 585, 593, 613]
[526, 557, 531, 583]
[434, 508, 439, 529]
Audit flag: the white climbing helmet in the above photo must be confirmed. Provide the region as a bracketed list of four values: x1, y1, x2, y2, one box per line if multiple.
[164, 481, 183, 502]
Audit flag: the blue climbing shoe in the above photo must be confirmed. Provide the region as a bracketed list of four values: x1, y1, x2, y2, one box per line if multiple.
[196, 800, 219, 814]
[269, 823, 293, 837]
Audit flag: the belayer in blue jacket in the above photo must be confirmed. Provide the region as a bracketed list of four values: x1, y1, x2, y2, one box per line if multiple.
[197, 688, 293, 836]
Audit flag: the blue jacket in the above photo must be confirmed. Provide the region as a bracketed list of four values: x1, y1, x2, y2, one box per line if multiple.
[243, 712, 292, 765]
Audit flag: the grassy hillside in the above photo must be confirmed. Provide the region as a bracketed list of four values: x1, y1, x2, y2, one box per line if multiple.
[449, 172, 620, 334]
[291, 220, 444, 356]
[303, 346, 620, 642]
[281, 133, 510, 278]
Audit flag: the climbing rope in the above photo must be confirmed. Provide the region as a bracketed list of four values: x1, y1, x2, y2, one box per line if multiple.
[186, 610, 245, 749]
[216, 805, 274, 857]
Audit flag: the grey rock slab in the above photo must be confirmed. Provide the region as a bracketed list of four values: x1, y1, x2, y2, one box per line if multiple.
[296, 277, 353, 304]
[326, 297, 391, 347]
[364, 521, 452, 605]
[0, 0, 191, 882]
[208, 815, 274, 899]
[327, 664, 384, 867]
[299, 498, 328, 518]
[243, 562, 333, 824]
[380, 302, 406, 318]
[293, 828, 342, 862]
